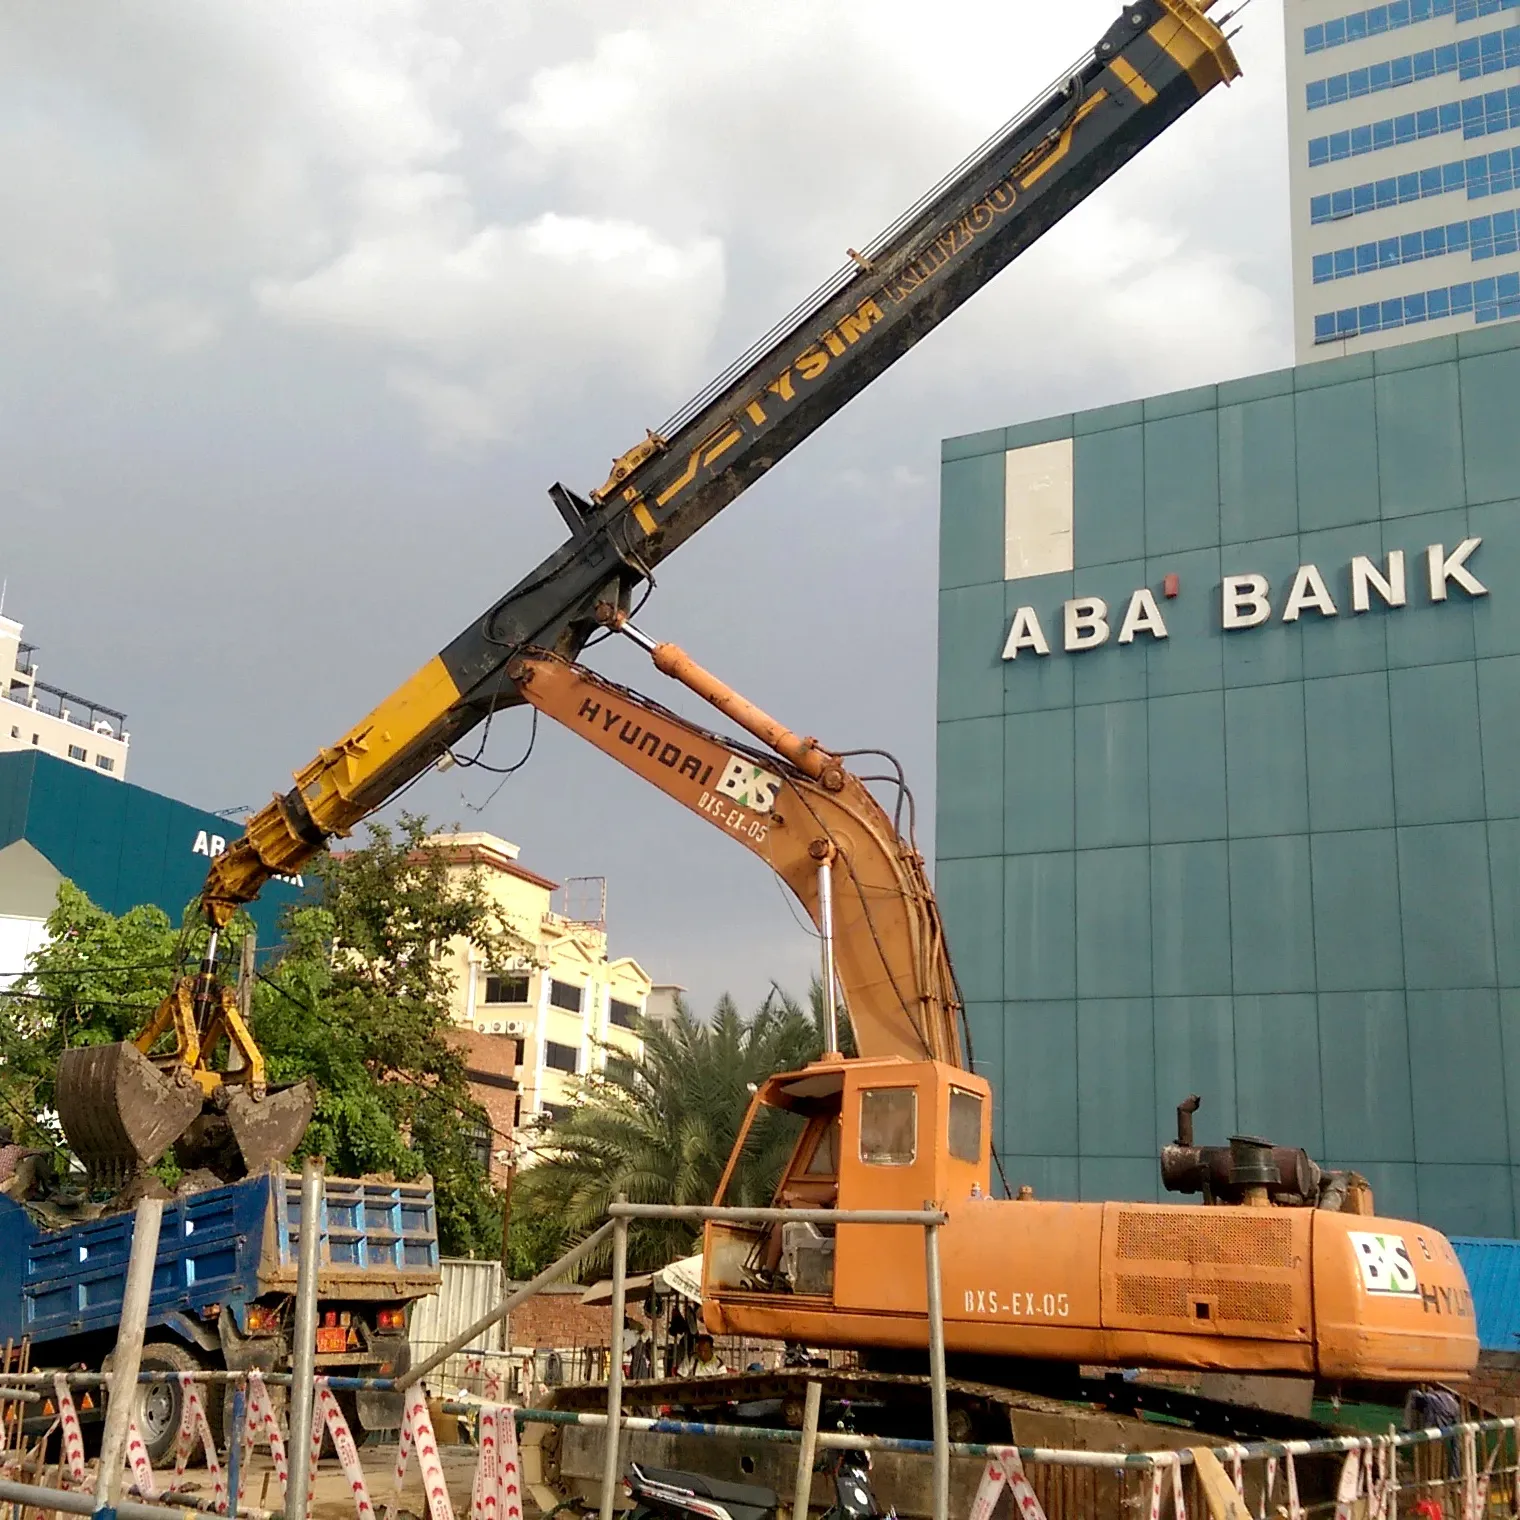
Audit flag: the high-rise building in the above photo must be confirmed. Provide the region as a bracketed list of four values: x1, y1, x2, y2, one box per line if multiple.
[936, 322, 1520, 1238]
[0, 614, 130, 778]
[1285, 0, 1520, 362]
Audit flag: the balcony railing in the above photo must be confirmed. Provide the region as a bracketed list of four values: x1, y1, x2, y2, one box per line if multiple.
[2, 679, 129, 742]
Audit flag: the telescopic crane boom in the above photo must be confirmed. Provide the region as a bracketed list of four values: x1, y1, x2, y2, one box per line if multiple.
[55, 1, 1240, 1181]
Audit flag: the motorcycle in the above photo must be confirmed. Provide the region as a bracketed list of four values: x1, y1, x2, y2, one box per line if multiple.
[624, 1405, 892, 1520]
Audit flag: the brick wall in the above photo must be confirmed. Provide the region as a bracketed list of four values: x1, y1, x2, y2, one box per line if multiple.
[504, 1285, 645, 1350]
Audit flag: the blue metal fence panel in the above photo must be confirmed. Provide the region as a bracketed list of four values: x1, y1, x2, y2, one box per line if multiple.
[1451, 1236, 1520, 1350]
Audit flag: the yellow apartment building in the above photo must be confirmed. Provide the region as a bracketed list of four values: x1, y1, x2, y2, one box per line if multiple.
[430, 833, 650, 1141]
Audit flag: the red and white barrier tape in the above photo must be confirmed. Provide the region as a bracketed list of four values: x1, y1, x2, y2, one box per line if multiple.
[969, 1447, 1047, 1520]
[388, 1384, 455, 1520]
[314, 1379, 375, 1520]
[470, 1404, 523, 1520]
[244, 1371, 288, 1498]
[1333, 1448, 1361, 1520]
[52, 1374, 88, 1487]
[1170, 1453, 1188, 1520]
[125, 1404, 158, 1499]
[171, 1371, 225, 1511]
[1285, 1451, 1302, 1520]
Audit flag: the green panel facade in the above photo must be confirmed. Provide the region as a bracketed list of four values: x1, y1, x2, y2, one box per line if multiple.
[936, 324, 1520, 1237]
[0, 750, 303, 946]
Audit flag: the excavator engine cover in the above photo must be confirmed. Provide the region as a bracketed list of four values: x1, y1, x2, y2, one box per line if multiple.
[56, 1042, 205, 1185]
[174, 1081, 317, 1179]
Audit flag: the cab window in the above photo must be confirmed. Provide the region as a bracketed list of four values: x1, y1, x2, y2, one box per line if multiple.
[860, 1088, 917, 1166]
[948, 1088, 982, 1163]
[804, 1117, 840, 1175]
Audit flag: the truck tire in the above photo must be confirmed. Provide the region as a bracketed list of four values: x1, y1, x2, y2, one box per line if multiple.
[134, 1342, 225, 1468]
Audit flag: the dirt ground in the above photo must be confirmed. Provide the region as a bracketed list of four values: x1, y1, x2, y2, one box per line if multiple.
[165, 1442, 510, 1520]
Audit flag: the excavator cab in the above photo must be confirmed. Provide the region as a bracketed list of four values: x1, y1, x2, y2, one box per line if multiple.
[704, 1057, 991, 1309]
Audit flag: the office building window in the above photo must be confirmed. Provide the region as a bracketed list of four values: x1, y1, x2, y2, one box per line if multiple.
[543, 1039, 579, 1073]
[1307, 86, 1520, 166]
[1306, 26, 1520, 111]
[1311, 207, 1520, 282]
[1309, 144, 1518, 223]
[1306, 0, 1457, 56]
[483, 973, 529, 1004]
[609, 998, 640, 1029]
[1314, 268, 1520, 341]
[548, 979, 583, 1013]
[95, 754, 115, 772]
[541, 1103, 571, 1125]
[67, 744, 87, 762]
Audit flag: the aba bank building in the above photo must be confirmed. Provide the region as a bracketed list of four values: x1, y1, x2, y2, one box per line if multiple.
[934, 323, 1520, 1238]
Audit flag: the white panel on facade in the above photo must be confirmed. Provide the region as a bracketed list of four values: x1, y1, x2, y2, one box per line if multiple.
[1004, 438, 1074, 581]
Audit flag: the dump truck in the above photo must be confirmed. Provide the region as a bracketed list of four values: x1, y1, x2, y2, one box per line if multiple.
[0, 1171, 440, 1462]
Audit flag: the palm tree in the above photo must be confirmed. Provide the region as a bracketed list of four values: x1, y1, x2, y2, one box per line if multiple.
[512, 990, 822, 1273]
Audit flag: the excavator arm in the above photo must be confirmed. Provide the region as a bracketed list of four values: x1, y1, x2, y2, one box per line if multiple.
[55, 1, 1238, 1180]
[508, 628, 963, 1066]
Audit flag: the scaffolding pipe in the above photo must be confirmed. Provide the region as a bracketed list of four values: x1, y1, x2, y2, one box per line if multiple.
[94, 1195, 164, 1511]
[789, 1381, 824, 1520]
[599, 1202, 630, 1520]
[398, 1220, 615, 1391]
[606, 1203, 945, 1226]
[923, 1203, 950, 1520]
[285, 1156, 324, 1520]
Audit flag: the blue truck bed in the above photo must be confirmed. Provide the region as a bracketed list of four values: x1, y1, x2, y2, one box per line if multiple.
[0, 1171, 440, 1351]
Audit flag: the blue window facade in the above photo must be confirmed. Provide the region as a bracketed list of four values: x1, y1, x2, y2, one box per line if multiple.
[1313, 269, 1520, 341]
[1308, 86, 1520, 166]
[1311, 208, 1520, 282]
[1306, 25, 1520, 109]
[938, 325, 1520, 1236]
[1306, 0, 1457, 55]
[1309, 146, 1520, 223]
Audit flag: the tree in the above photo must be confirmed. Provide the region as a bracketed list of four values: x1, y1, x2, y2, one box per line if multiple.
[0, 816, 530, 1256]
[511, 989, 823, 1274]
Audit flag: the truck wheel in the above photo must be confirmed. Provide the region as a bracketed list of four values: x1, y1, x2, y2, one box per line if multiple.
[135, 1342, 224, 1468]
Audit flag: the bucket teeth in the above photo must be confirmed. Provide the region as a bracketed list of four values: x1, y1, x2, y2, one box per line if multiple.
[56, 1043, 205, 1185]
[57, 1045, 316, 1186]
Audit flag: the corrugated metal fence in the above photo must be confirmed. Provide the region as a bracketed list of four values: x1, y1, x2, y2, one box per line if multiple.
[1453, 1236, 1520, 1353]
[408, 1257, 505, 1393]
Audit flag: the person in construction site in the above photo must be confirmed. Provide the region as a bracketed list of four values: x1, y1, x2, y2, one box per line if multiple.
[675, 1333, 728, 1379]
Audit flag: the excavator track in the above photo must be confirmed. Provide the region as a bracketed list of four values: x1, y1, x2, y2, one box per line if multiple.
[543, 1364, 1333, 1444]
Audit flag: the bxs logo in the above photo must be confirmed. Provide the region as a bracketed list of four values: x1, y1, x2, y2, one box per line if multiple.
[715, 757, 781, 813]
[1349, 1231, 1419, 1296]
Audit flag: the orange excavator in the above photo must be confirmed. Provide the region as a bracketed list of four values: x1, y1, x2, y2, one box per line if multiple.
[51, 0, 1477, 1409]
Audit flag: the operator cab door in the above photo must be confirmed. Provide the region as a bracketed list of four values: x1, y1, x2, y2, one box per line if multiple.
[832, 1063, 938, 1315]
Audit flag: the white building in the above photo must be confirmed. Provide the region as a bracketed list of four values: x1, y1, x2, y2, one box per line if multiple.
[1285, 0, 1520, 361]
[0, 615, 130, 779]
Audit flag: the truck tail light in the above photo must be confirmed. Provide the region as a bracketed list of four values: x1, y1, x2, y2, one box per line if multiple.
[246, 1305, 280, 1335]
[376, 1308, 406, 1332]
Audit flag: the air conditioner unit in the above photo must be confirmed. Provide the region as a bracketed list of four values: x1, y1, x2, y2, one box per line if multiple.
[504, 1018, 529, 1038]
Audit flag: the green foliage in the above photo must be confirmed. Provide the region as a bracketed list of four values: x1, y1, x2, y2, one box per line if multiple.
[0, 816, 530, 1256]
[512, 989, 824, 1275]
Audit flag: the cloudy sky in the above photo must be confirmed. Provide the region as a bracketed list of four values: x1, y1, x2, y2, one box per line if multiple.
[1, 0, 1292, 1014]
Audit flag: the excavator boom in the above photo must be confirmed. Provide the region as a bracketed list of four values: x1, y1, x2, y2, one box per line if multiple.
[54, 1, 1239, 1179]
[508, 633, 962, 1065]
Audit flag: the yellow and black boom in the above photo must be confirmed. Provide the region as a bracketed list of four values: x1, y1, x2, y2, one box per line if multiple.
[55, 1, 1239, 1181]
